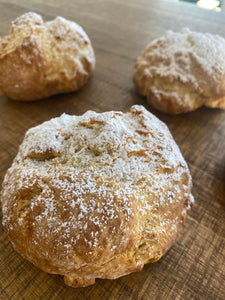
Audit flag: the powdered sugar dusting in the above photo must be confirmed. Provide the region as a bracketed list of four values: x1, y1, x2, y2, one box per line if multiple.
[11, 12, 43, 33]
[47, 16, 91, 43]
[162, 29, 225, 84]
[142, 29, 225, 86]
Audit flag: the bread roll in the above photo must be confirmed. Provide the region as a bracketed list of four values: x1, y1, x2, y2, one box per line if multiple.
[133, 29, 225, 114]
[1, 105, 194, 287]
[0, 12, 95, 101]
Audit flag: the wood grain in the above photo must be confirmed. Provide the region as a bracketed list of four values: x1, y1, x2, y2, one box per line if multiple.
[0, 0, 225, 299]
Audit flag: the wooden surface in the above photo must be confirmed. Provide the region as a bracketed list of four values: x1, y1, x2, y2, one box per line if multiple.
[0, 0, 225, 299]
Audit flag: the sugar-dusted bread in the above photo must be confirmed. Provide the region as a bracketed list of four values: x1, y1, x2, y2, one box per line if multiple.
[1, 105, 194, 287]
[0, 12, 95, 101]
[133, 28, 225, 114]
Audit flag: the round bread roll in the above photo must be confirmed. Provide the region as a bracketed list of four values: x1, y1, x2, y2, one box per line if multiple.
[0, 12, 95, 101]
[1, 105, 194, 287]
[133, 28, 225, 114]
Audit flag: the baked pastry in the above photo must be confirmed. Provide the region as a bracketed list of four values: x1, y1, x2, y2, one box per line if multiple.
[1, 105, 194, 287]
[133, 28, 225, 114]
[0, 12, 95, 101]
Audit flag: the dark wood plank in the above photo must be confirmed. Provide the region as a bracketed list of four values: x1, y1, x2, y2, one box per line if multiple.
[0, 0, 225, 299]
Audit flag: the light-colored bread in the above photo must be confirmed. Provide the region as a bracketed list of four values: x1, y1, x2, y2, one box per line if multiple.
[0, 12, 95, 101]
[133, 29, 225, 114]
[1, 105, 194, 287]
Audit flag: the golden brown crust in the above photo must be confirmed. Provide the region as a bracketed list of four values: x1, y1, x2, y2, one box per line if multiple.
[1, 105, 194, 287]
[133, 28, 225, 114]
[0, 12, 95, 101]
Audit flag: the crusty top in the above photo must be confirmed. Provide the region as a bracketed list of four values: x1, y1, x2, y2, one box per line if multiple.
[1, 105, 193, 287]
[0, 12, 95, 100]
[133, 28, 225, 114]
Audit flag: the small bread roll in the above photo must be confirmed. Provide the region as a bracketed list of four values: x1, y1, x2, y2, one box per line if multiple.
[1, 105, 194, 287]
[0, 12, 95, 101]
[133, 29, 225, 114]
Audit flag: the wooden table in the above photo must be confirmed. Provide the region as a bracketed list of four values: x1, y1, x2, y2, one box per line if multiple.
[0, 0, 225, 299]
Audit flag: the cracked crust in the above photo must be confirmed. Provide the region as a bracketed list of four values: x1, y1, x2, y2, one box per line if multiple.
[1, 105, 194, 287]
[0, 12, 95, 101]
[133, 28, 225, 114]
